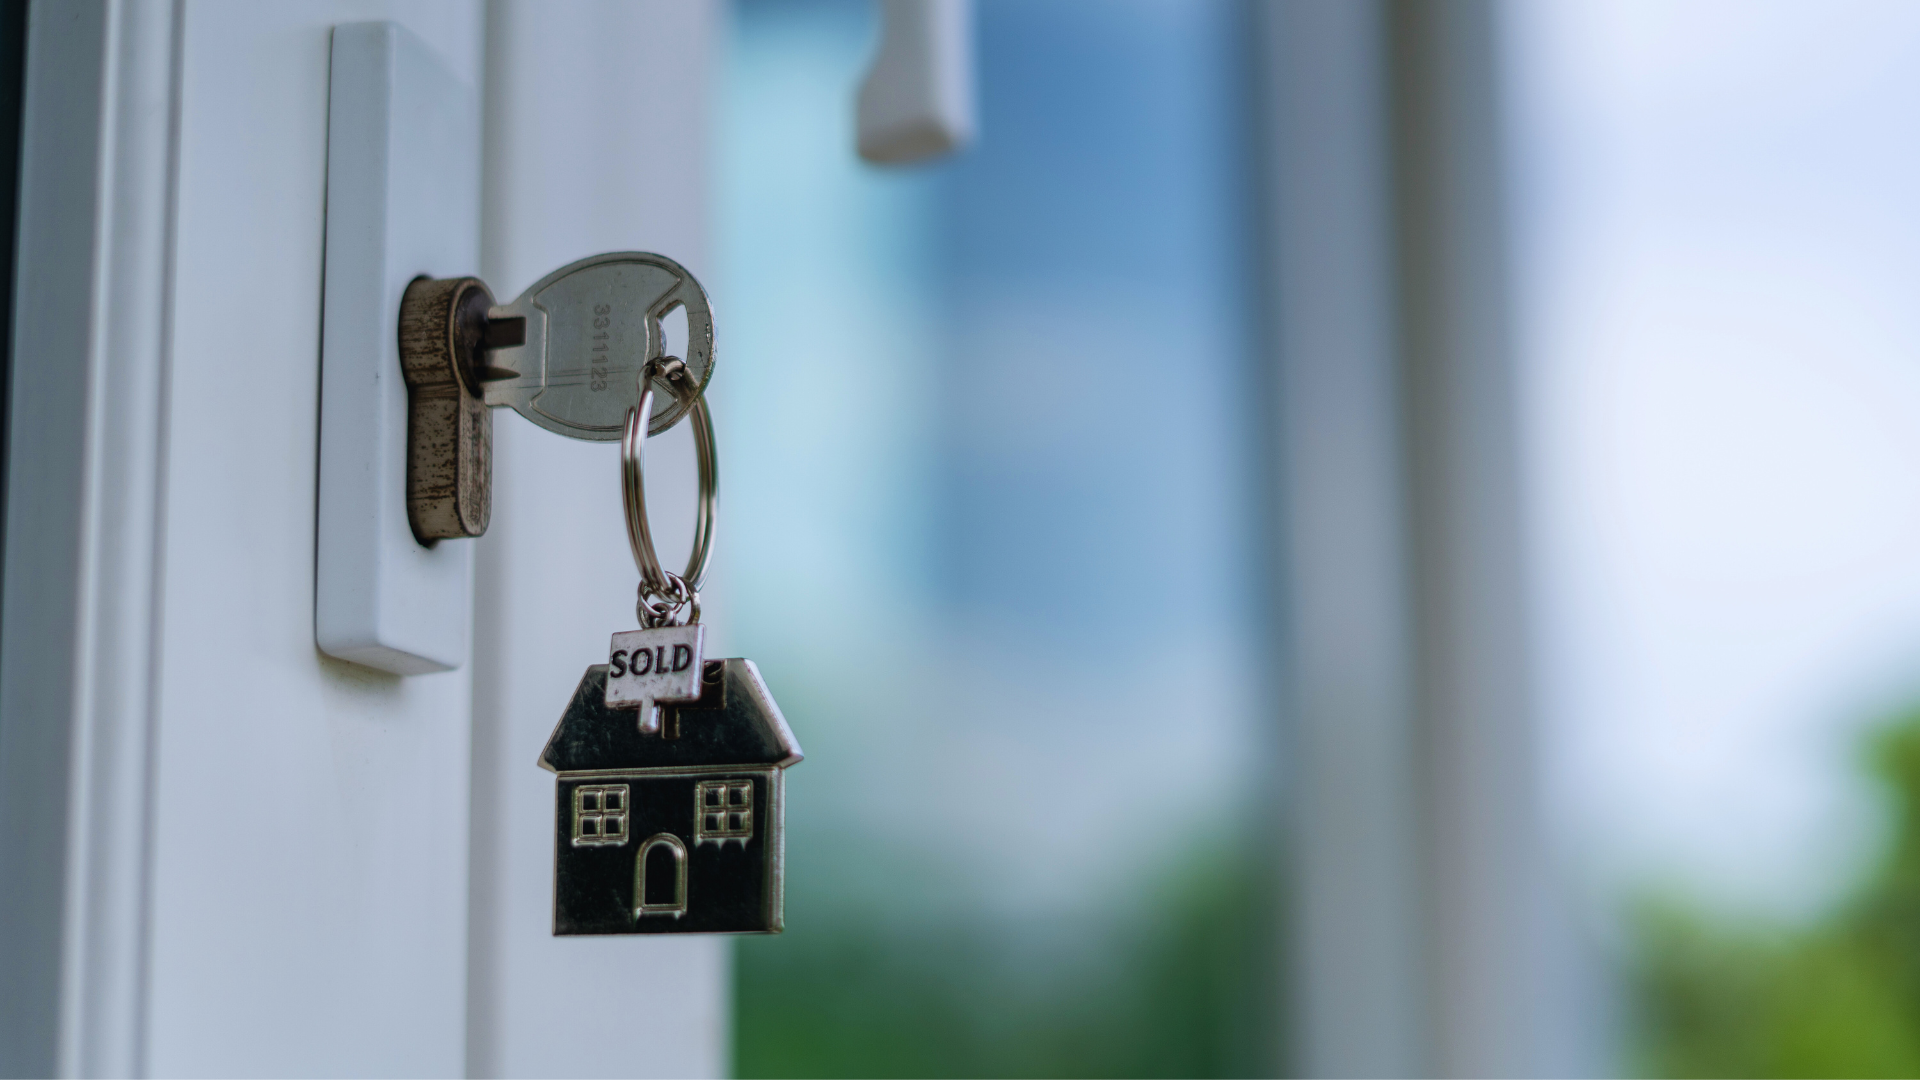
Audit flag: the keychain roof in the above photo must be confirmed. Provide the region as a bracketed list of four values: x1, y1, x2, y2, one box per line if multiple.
[538, 658, 803, 774]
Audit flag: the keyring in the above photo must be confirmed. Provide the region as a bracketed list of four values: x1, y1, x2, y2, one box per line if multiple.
[623, 358, 717, 620]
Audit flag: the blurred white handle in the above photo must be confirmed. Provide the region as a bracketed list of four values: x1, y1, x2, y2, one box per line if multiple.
[856, 0, 976, 164]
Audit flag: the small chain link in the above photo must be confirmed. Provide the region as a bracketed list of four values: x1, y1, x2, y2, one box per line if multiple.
[637, 570, 700, 628]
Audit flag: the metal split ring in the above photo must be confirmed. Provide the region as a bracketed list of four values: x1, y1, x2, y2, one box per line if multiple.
[622, 358, 717, 625]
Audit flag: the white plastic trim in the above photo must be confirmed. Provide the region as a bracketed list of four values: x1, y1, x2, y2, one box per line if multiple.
[316, 22, 480, 675]
[0, 0, 179, 1074]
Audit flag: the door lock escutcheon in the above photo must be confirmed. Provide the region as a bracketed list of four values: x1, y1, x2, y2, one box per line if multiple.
[397, 252, 716, 543]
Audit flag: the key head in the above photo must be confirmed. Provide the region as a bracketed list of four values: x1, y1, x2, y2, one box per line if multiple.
[482, 252, 714, 441]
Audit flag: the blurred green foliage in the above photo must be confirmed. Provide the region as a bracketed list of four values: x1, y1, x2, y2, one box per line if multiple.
[733, 840, 1275, 1078]
[1635, 707, 1920, 1077]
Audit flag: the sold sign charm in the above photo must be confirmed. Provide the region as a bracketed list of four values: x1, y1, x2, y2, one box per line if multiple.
[606, 624, 704, 734]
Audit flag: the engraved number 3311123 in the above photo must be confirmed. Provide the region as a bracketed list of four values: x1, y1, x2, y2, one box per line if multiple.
[589, 303, 611, 392]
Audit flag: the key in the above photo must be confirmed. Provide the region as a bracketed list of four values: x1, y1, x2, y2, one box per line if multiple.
[484, 247, 805, 936]
[480, 251, 715, 441]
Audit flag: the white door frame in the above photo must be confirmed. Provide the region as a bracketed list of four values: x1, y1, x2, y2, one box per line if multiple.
[0, 3, 728, 1075]
[0, 1, 176, 1073]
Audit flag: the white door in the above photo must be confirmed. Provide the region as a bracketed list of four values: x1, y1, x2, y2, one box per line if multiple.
[0, 2, 726, 1075]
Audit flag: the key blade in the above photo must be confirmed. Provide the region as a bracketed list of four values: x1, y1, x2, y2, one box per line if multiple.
[480, 299, 545, 409]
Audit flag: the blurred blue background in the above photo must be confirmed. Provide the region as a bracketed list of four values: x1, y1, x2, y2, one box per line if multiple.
[713, 0, 1269, 1074]
[712, 1, 1920, 1076]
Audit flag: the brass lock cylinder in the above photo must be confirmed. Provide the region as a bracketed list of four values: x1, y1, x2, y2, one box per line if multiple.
[398, 276, 518, 542]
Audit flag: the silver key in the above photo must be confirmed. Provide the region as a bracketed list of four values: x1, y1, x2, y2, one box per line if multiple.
[482, 252, 715, 441]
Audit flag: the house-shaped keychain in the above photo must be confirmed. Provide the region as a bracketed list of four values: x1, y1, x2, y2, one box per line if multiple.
[538, 657, 803, 934]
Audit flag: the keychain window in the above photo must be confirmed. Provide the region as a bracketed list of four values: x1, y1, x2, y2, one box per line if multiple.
[572, 785, 630, 847]
[695, 781, 753, 844]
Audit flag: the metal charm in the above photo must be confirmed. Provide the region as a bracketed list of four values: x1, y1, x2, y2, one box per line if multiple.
[607, 623, 704, 733]
[538, 659, 802, 934]
[537, 329, 799, 935]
